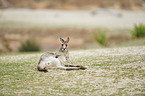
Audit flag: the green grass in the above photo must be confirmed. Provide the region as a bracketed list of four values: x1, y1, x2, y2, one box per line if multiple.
[19, 39, 41, 52]
[94, 31, 107, 46]
[0, 46, 145, 95]
[131, 24, 145, 39]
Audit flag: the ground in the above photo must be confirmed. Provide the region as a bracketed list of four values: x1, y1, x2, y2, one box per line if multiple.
[0, 46, 145, 95]
[0, 9, 145, 29]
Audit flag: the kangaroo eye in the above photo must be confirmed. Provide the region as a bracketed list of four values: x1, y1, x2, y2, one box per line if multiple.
[62, 44, 64, 46]
[66, 44, 68, 47]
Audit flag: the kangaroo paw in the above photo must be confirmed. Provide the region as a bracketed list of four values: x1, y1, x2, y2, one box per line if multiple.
[79, 66, 88, 70]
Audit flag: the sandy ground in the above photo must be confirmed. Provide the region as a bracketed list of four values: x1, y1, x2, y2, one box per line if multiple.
[0, 9, 145, 29]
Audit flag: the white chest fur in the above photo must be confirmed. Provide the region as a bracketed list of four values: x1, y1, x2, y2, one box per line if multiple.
[58, 56, 66, 63]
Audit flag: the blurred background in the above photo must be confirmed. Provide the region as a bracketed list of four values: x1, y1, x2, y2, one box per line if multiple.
[0, 0, 145, 53]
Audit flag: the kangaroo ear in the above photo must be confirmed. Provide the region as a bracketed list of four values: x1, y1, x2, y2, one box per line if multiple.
[60, 37, 64, 43]
[66, 37, 70, 43]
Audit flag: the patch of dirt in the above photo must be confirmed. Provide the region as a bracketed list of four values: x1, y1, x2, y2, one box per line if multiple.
[0, 27, 131, 52]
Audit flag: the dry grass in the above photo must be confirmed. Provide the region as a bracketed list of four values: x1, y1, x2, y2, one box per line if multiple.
[0, 46, 145, 95]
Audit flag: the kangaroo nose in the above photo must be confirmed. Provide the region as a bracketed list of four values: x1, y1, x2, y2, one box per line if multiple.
[62, 48, 66, 50]
[61, 48, 67, 51]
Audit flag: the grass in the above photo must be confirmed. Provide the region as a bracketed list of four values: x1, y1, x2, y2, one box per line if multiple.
[0, 46, 145, 95]
[19, 39, 41, 52]
[131, 24, 145, 39]
[94, 31, 107, 46]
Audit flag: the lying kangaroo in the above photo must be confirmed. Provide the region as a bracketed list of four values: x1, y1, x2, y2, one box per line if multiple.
[37, 37, 87, 71]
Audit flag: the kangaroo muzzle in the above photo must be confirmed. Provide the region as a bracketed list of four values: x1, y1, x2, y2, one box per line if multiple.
[61, 48, 67, 51]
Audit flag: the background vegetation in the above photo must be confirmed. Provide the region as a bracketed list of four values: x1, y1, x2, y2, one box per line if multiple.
[131, 24, 145, 39]
[19, 39, 40, 52]
[94, 31, 107, 46]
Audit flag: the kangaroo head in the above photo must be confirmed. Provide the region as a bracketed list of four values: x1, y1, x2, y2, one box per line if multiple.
[59, 37, 69, 52]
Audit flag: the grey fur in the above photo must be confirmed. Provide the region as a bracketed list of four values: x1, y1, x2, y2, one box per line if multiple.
[37, 37, 87, 71]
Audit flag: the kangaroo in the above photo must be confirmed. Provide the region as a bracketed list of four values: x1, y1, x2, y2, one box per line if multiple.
[37, 37, 87, 71]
